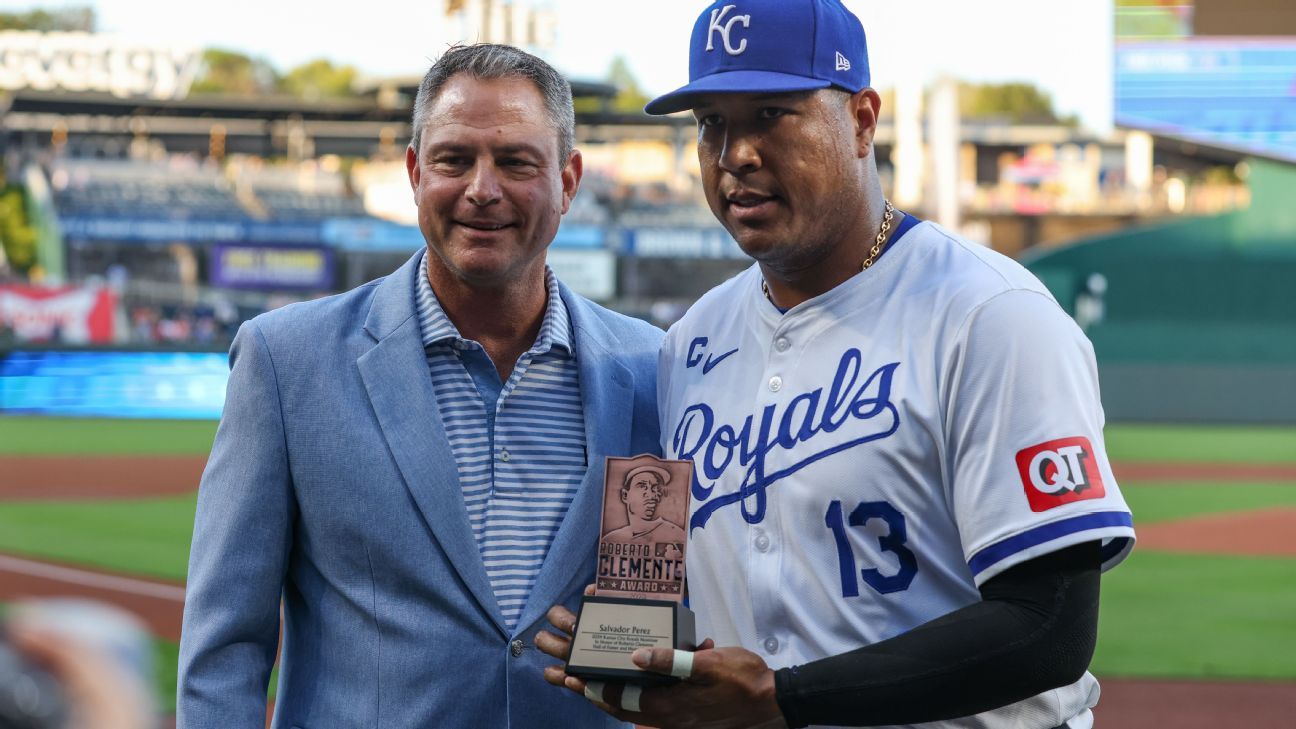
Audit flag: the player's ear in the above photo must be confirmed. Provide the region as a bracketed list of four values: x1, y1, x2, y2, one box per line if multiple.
[850, 88, 881, 158]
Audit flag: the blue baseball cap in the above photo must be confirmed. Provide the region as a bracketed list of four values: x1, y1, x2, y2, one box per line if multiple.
[644, 0, 870, 115]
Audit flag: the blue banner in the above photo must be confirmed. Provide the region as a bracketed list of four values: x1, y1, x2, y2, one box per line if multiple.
[621, 227, 745, 259]
[1115, 40, 1296, 162]
[320, 218, 608, 252]
[0, 350, 228, 419]
[320, 218, 422, 252]
[58, 216, 328, 245]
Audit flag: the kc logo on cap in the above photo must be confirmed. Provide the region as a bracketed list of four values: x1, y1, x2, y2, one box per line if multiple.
[707, 5, 752, 56]
[645, 0, 871, 115]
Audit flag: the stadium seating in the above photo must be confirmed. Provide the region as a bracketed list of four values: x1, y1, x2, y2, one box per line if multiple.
[236, 163, 368, 220]
[50, 160, 246, 220]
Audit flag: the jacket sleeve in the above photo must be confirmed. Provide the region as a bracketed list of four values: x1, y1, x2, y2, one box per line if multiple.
[178, 320, 297, 727]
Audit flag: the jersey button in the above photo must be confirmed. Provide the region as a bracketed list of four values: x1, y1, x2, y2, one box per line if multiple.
[775, 337, 790, 352]
[499, 449, 511, 462]
[768, 376, 783, 392]
[754, 533, 771, 552]
[510, 639, 524, 657]
[763, 636, 779, 654]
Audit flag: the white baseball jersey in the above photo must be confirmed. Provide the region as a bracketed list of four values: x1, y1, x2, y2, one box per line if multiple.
[658, 220, 1136, 729]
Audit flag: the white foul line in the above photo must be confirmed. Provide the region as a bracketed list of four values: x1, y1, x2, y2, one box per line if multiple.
[0, 554, 186, 602]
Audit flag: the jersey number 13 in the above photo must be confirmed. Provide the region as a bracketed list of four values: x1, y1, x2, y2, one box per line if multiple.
[825, 500, 919, 596]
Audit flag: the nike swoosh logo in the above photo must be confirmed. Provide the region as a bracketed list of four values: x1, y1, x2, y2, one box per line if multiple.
[702, 348, 739, 375]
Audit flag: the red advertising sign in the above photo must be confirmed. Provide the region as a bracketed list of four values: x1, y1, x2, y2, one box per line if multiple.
[0, 284, 117, 343]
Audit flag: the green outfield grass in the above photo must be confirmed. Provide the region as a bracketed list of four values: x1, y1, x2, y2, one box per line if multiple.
[0, 495, 196, 582]
[1122, 482, 1296, 524]
[1093, 551, 1296, 679]
[1103, 423, 1296, 464]
[0, 416, 217, 456]
[156, 640, 179, 714]
[3, 415, 1291, 462]
[1092, 479, 1296, 680]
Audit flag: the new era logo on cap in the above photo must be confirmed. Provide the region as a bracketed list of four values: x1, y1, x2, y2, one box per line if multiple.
[835, 51, 850, 71]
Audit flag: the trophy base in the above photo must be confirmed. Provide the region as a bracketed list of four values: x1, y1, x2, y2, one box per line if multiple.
[565, 596, 696, 686]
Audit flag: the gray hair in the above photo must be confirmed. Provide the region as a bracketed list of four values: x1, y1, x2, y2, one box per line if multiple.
[410, 43, 575, 162]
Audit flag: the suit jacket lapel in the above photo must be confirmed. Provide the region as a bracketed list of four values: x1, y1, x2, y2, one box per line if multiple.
[516, 286, 635, 633]
[357, 253, 506, 636]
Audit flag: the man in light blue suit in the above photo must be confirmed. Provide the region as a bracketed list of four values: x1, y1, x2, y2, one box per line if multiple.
[178, 44, 659, 728]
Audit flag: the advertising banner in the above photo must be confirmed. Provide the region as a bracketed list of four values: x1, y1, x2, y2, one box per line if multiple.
[0, 284, 116, 343]
[58, 216, 325, 245]
[0, 350, 227, 419]
[209, 244, 334, 290]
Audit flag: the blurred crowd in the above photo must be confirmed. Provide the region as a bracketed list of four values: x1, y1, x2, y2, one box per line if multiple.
[127, 302, 241, 347]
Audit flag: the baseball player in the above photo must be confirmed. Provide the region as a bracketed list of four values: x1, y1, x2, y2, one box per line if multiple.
[536, 1, 1135, 728]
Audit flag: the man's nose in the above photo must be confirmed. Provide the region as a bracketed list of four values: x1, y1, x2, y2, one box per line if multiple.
[465, 161, 502, 207]
[719, 128, 761, 175]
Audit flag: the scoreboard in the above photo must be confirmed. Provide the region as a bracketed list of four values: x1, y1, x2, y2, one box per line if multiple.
[1115, 0, 1296, 162]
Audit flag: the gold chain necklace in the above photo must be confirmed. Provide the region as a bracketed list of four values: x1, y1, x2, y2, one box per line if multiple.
[762, 199, 895, 305]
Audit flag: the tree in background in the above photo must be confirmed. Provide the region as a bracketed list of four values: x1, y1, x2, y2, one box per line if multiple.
[0, 181, 38, 276]
[190, 48, 281, 96]
[574, 56, 649, 116]
[0, 6, 94, 32]
[606, 56, 649, 114]
[191, 52, 361, 98]
[280, 59, 359, 100]
[959, 82, 1077, 126]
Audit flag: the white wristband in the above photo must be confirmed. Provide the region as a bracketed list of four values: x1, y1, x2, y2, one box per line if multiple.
[622, 684, 643, 712]
[670, 649, 695, 679]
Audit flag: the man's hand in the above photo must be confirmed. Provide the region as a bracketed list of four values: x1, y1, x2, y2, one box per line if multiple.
[534, 590, 788, 729]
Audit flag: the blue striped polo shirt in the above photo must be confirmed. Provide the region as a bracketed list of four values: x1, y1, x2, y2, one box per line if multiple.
[415, 252, 587, 632]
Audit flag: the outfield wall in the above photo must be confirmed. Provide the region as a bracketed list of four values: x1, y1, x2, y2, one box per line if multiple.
[1025, 159, 1296, 425]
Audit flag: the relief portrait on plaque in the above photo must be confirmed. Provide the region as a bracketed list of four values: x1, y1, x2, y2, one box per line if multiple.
[597, 456, 692, 601]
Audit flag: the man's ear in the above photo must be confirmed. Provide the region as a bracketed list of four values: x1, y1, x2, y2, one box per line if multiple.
[560, 149, 583, 215]
[406, 143, 420, 192]
[850, 88, 882, 158]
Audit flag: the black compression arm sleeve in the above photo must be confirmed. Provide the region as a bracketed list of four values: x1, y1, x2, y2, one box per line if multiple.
[774, 541, 1101, 728]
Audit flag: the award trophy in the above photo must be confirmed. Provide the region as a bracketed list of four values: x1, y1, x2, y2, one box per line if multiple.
[565, 454, 696, 685]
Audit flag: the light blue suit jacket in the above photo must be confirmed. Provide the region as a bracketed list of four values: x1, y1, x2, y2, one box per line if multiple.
[178, 252, 663, 728]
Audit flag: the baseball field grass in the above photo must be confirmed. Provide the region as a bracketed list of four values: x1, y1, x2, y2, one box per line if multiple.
[1094, 483, 1296, 679]
[1102, 423, 1296, 464]
[0, 494, 197, 581]
[1093, 551, 1296, 678]
[0, 416, 218, 456]
[2, 415, 1295, 709]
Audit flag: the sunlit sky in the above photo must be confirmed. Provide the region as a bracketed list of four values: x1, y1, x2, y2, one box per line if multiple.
[3, 0, 1115, 133]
